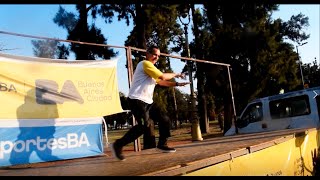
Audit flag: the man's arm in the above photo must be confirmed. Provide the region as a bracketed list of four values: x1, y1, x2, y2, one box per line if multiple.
[158, 73, 185, 81]
[143, 61, 186, 81]
[157, 80, 190, 87]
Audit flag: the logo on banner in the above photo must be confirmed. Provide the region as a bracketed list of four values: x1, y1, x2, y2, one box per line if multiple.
[0, 132, 90, 159]
[36, 79, 84, 104]
[0, 82, 17, 92]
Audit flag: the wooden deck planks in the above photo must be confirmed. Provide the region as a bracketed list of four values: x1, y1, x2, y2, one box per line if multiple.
[0, 128, 308, 176]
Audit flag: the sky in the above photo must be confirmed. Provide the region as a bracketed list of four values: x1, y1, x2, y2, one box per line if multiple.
[0, 4, 319, 96]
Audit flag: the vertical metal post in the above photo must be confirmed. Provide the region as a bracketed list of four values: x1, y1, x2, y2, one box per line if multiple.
[227, 66, 237, 133]
[126, 47, 133, 87]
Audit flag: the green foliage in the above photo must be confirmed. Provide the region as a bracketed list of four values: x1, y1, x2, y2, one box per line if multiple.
[47, 4, 316, 129]
[281, 13, 310, 44]
[302, 58, 320, 88]
[31, 39, 56, 58]
[102, 4, 187, 118]
[53, 5, 117, 60]
[201, 3, 309, 113]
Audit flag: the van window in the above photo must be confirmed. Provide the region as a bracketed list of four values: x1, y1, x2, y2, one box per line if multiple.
[269, 95, 310, 119]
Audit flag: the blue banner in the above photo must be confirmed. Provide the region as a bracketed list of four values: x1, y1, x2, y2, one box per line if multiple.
[0, 118, 103, 167]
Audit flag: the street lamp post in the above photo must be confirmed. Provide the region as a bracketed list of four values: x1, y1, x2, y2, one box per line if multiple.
[296, 42, 308, 89]
[178, 5, 203, 141]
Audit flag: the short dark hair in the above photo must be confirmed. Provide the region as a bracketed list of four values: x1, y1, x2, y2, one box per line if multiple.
[147, 45, 159, 53]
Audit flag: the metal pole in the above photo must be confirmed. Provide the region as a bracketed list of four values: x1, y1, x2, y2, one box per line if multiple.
[184, 24, 203, 141]
[227, 66, 237, 133]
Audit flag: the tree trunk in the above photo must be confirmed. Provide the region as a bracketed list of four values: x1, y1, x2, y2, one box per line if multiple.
[172, 88, 179, 129]
[192, 5, 209, 133]
[77, 4, 90, 60]
[197, 63, 209, 133]
[135, 4, 146, 50]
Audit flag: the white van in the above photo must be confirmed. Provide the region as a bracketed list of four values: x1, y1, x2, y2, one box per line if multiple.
[225, 86, 320, 136]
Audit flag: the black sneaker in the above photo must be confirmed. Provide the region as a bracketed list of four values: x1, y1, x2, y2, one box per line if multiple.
[157, 145, 176, 153]
[111, 143, 126, 161]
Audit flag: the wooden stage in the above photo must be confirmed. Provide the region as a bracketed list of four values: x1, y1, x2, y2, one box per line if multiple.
[0, 128, 307, 176]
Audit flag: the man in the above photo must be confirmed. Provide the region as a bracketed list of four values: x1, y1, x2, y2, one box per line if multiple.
[111, 45, 190, 161]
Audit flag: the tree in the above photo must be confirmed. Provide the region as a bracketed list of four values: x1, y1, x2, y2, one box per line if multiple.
[53, 5, 117, 60]
[99, 4, 190, 150]
[31, 39, 69, 59]
[98, 4, 147, 52]
[201, 3, 310, 133]
[302, 58, 320, 88]
[190, 4, 210, 133]
[100, 4, 184, 121]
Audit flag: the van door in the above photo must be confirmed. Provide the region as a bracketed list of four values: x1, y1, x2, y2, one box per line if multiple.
[236, 102, 264, 133]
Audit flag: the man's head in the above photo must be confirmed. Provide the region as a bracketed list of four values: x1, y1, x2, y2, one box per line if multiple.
[146, 45, 160, 64]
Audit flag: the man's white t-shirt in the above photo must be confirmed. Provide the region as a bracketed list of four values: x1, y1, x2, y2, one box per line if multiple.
[128, 60, 163, 104]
